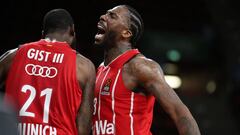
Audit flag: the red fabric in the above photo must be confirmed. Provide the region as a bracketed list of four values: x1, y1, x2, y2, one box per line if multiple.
[93, 49, 155, 135]
[5, 39, 82, 135]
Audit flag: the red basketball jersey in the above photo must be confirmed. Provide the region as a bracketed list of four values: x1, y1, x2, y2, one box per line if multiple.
[5, 39, 82, 135]
[92, 49, 155, 135]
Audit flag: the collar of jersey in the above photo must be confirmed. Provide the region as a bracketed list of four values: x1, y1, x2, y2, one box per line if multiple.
[40, 38, 70, 46]
[103, 49, 140, 68]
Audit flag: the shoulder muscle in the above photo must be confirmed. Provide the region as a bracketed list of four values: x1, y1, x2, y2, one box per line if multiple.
[76, 53, 96, 89]
[129, 56, 165, 86]
[0, 48, 18, 86]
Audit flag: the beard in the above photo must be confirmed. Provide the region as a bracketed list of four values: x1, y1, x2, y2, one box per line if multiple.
[97, 30, 118, 49]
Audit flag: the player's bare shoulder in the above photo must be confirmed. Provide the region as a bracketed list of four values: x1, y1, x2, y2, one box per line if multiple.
[0, 48, 18, 71]
[76, 53, 95, 76]
[125, 54, 163, 79]
[76, 53, 96, 88]
[0, 48, 18, 85]
[0, 48, 18, 62]
[76, 53, 95, 69]
[122, 54, 164, 93]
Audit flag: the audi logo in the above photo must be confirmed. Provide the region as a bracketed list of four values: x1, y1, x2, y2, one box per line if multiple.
[25, 64, 58, 78]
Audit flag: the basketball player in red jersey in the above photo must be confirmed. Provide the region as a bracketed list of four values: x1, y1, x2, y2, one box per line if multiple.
[92, 5, 201, 135]
[0, 9, 95, 135]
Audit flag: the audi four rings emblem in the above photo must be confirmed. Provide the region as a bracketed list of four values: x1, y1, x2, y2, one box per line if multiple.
[25, 64, 58, 78]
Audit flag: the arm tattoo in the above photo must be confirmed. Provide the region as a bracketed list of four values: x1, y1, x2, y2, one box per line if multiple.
[178, 117, 199, 135]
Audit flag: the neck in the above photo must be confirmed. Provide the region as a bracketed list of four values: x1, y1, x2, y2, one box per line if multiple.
[44, 33, 71, 45]
[104, 42, 132, 66]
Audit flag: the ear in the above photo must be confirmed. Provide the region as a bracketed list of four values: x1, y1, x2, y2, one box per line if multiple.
[122, 30, 132, 38]
[69, 25, 75, 37]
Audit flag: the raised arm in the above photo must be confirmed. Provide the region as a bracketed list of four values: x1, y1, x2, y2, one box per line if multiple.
[76, 54, 96, 135]
[0, 49, 17, 89]
[133, 57, 200, 135]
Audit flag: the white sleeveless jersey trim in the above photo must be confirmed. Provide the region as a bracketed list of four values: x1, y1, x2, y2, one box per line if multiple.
[99, 62, 104, 67]
[111, 69, 121, 125]
[102, 49, 134, 68]
[96, 68, 103, 84]
[44, 38, 67, 43]
[98, 67, 111, 120]
[130, 92, 134, 135]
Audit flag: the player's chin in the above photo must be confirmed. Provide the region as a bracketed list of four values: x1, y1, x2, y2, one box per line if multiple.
[94, 39, 103, 46]
[94, 40, 101, 45]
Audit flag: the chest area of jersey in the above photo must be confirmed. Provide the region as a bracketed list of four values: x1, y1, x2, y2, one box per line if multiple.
[95, 67, 130, 98]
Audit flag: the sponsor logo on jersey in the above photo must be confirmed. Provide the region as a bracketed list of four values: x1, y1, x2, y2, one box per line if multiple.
[94, 120, 114, 135]
[101, 79, 111, 95]
[25, 64, 58, 78]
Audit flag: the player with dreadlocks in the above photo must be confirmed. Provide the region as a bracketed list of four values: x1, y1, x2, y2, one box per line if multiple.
[92, 5, 200, 135]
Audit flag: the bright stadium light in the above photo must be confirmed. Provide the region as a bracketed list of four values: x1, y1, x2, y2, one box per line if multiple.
[166, 49, 181, 62]
[206, 80, 216, 94]
[164, 75, 182, 89]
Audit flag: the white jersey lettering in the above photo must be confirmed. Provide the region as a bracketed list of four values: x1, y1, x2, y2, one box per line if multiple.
[27, 48, 51, 62]
[95, 120, 114, 135]
[18, 123, 57, 135]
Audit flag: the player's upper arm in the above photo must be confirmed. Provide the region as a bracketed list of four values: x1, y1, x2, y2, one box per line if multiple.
[132, 57, 201, 135]
[132, 57, 185, 114]
[76, 54, 96, 135]
[0, 48, 17, 85]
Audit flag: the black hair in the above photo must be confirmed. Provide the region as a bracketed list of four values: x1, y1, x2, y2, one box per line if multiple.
[42, 9, 74, 35]
[122, 5, 144, 47]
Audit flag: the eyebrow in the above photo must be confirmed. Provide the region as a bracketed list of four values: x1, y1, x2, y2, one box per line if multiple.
[106, 10, 118, 17]
[106, 10, 113, 14]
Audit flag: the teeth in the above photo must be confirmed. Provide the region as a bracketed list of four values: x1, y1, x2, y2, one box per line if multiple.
[98, 25, 103, 29]
[95, 34, 103, 39]
[97, 22, 105, 29]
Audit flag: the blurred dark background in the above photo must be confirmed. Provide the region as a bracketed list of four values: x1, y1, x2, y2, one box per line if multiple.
[1, 0, 240, 134]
